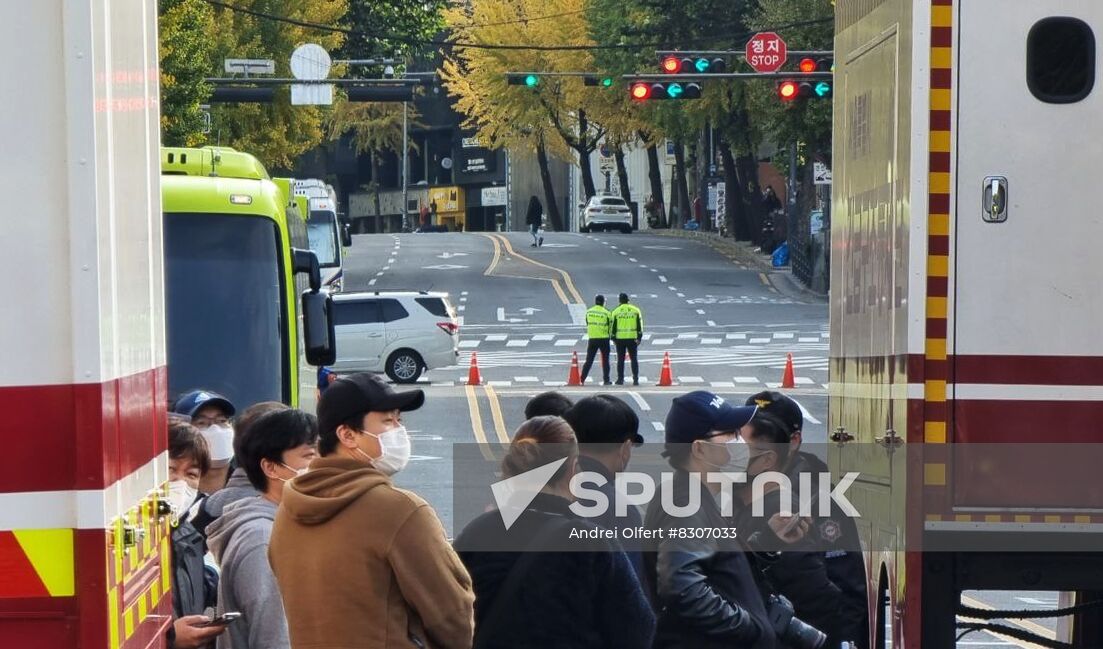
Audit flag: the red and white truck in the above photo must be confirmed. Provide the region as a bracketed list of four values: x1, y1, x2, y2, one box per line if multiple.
[0, 1, 169, 647]
[832, 0, 1103, 646]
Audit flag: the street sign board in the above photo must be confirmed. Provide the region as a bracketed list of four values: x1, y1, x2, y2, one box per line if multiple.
[224, 58, 274, 75]
[290, 44, 333, 105]
[481, 186, 507, 206]
[813, 161, 832, 184]
[599, 157, 615, 173]
[745, 32, 788, 73]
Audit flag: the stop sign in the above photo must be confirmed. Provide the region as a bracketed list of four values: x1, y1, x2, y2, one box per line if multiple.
[745, 32, 788, 73]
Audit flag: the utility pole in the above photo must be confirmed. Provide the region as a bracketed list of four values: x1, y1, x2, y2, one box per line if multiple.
[402, 101, 409, 231]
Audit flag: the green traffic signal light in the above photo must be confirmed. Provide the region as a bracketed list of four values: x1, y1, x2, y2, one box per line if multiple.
[602, 77, 613, 87]
[694, 58, 710, 73]
[814, 81, 832, 97]
[525, 74, 539, 87]
[667, 83, 684, 98]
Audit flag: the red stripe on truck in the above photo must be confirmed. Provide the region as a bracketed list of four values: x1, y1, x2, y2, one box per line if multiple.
[955, 354, 1103, 385]
[0, 367, 166, 493]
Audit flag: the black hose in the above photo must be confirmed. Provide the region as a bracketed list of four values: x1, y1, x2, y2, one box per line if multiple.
[957, 599, 1103, 620]
[956, 622, 1072, 648]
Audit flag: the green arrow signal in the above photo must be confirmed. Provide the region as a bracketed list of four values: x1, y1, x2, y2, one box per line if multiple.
[814, 81, 831, 97]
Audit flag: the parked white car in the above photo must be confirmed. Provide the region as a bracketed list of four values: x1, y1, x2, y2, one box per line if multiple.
[579, 195, 633, 233]
[330, 291, 459, 383]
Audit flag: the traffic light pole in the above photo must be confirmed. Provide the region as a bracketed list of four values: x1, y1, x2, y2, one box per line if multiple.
[655, 49, 832, 57]
[623, 72, 832, 81]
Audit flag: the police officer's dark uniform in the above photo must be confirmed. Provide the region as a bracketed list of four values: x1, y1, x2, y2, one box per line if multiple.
[580, 295, 613, 385]
[746, 391, 869, 649]
[610, 293, 643, 385]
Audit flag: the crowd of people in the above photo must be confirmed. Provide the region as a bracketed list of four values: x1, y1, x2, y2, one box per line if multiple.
[164, 375, 867, 649]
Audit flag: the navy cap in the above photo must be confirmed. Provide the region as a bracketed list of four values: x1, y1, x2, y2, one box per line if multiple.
[664, 391, 758, 444]
[746, 390, 803, 433]
[173, 390, 236, 418]
[317, 372, 424, 437]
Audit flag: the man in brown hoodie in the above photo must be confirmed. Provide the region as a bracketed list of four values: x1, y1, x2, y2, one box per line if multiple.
[268, 373, 474, 649]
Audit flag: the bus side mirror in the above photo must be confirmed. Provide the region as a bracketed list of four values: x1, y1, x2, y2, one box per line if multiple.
[341, 224, 352, 247]
[301, 290, 336, 366]
[292, 248, 321, 292]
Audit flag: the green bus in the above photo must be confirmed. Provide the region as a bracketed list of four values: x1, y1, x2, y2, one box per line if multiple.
[161, 146, 334, 412]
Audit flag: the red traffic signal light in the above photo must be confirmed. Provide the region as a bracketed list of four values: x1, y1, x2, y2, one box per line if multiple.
[778, 80, 799, 101]
[631, 82, 652, 100]
[661, 57, 681, 73]
[798, 58, 817, 73]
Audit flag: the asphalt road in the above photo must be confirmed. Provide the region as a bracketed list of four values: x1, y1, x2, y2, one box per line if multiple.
[338, 230, 1058, 649]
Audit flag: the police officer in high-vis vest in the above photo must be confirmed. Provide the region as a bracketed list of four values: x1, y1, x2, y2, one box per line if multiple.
[610, 293, 643, 385]
[580, 295, 613, 385]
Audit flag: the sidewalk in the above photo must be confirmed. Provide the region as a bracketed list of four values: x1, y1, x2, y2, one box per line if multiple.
[652, 229, 828, 303]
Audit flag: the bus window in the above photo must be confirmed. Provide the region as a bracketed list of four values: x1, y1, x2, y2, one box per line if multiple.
[307, 211, 340, 267]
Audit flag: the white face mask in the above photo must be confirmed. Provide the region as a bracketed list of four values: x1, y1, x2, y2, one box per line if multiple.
[700, 436, 751, 473]
[167, 479, 198, 522]
[355, 425, 411, 476]
[275, 463, 309, 482]
[200, 423, 235, 465]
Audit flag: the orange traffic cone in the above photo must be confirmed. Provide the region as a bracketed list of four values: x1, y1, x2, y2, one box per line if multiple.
[658, 351, 674, 386]
[781, 352, 796, 389]
[567, 351, 582, 386]
[467, 352, 483, 386]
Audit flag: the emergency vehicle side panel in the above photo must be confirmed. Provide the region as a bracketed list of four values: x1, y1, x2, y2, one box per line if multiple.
[0, 1, 169, 648]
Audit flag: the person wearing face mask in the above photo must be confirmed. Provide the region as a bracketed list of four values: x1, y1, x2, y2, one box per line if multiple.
[268, 372, 475, 649]
[562, 394, 648, 583]
[167, 421, 228, 649]
[454, 416, 655, 649]
[644, 391, 783, 649]
[173, 390, 238, 496]
[206, 409, 318, 649]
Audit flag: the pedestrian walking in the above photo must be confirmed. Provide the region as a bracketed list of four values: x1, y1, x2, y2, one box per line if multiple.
[610, 293, 643, 385]
[207, 409, 318, 649]
[268, 373, 474, 649]
[525, 195, 544, 247]
[580, 294, 613, 385]
[454, 416, 655, 649]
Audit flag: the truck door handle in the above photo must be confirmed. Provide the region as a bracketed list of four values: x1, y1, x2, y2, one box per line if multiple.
[982, 176, 1008, 222]
[367, 333, 383, 337]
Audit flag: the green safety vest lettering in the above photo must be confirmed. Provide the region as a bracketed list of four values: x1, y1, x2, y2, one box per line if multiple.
[586, 306, 612, 339]
[611, 304, 642, 339]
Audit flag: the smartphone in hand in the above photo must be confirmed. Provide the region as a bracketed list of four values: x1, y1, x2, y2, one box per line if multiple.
[194, 612, 241, 628]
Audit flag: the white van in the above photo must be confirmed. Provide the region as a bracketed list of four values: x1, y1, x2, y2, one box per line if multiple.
[330, 291, 459, 383]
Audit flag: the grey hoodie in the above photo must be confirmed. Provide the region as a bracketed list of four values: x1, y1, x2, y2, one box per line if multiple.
[205, 468, 258, 518]
[206, 495, 289, 649]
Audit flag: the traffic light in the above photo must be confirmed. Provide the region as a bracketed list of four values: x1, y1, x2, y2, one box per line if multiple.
[209, 86, 276, 103]
[506, 73, 541, 87]
[659, 56, 727, 74]
[583, 75, 615, 88]
[346, 85, 416, 102]
[629, 81, 702, 101]
[776, 57, 832, 102]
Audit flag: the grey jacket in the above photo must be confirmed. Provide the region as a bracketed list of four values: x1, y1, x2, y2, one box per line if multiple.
[192, 469, 258, 537]
[206, 496, 289, 649]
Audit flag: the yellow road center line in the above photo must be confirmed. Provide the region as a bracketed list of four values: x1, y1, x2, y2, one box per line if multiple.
[483, 385, 511, 443]
[464, 385, 494, 460]
[496, 234, 585, 304]
[482, 233, 502, 276]
[759, 272, 770, 287]
[959, 594, 1055, 648]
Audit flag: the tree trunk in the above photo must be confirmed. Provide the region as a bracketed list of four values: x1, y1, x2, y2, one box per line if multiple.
[614, 147, 632, 207]
[574, 109, 597, 200]
[718, 140, 749, 240]
[371, 151, 383, 233]
[645, 142, 666, 227]
[673, 141, 691, 228]
[536, 142, 564, 232]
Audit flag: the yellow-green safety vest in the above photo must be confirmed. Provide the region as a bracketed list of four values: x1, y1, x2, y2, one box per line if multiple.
[585, 305, 612, 339]
[611, 304, 643, 339]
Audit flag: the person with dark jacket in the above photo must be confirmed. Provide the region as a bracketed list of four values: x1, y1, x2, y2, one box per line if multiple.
[748, 390, 870, 648]
[167, 421, 226, 648]
[645, 392, 777, 649]
[455, 416, 654, 649]
[525, 195, 543, 247]
[562, 394, 647, 582]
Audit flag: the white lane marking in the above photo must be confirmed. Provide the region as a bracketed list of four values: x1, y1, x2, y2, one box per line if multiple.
[696, 309, 706, 315]
[487, 381, 513, 387]
[650, 269, 658, 273]
[795, 377, 815, 385]
[679, 376, 704, 383]
[651, 338, 675, 345]
[457, 305, 466, 312]
[626, 391, 651, 411]
[462, 291, 469, 295]
[544, 381, 568, 387]
[376, 272, 384, 277]
[639, 264, 649, 268]
[677, 333, 699, 339]
[677, 293, 685, 297]
[458, 340, 480, 348]
[706, 320, 717, 327]
[651, 421, 665, 432]
[750, 338, 771, 344]
[388, 258, 395, 264]
[726, 333, 747, 339]
[368, 279, 377, 286]
[619, 251, 627, 256]
[515, 376, 540, 382]
[610, 245, 618, 249]
[532, 334, 555, 341]
[629, 257, 638, 262]
[668, 286, 677, 291]
[383, 266, 391, 271]
[485, 334, 508, 341]
[506, 340, 529, 347]
[701, 338, 722, 345]
[773, 333, 795, 339]
[460, 296, 468, 302]
[554, 339, 578, 346]
[734, 376, 760, 383]
[658, 275, 667, 282]
[711, 381, 736, 388]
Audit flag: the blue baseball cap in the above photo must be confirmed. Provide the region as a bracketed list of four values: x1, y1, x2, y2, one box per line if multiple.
[665, 391, 758, 444]
[173, 390, 236, 418]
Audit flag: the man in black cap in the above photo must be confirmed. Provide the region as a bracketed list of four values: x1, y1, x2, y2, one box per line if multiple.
[644, 391, 779, 649]
[173, 389, 237, 495]
[268, 373, 474, 649]
[747, 390, 869, 649]
[563, 394, 646, 580]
